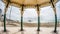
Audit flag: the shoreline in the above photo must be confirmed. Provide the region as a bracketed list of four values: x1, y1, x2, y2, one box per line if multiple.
[0, 21, 60, 27]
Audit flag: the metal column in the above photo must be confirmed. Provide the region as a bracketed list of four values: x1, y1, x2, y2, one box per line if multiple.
[3, 0, 10, 32]
[20, 4, 24, 31]
[4, 3, 9, 32]
[36, 4, 40, 31]
[50, 0, 57, 33]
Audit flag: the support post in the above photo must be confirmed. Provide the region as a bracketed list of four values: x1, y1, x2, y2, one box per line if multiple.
[4, 3, 9, 32]
[54, 13, 57, 33]
[20, 4, 24, 31]
[3, 0, 10, 32]
[36, 4, 40, 31]
[50, 0, 57, 33]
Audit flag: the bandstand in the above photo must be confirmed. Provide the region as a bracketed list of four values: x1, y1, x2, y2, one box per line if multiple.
[2, 0, 58, 33]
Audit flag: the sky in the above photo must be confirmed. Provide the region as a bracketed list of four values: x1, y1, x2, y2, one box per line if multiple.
[0, 0, 60, 23]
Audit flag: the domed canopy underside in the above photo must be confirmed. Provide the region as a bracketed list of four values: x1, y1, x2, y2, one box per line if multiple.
[3, 0, 57, 8]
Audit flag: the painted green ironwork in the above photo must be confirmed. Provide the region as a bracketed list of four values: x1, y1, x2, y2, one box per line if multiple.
[20, 4, 24, 31]
[3, 0, 10, 32]
[50, 0, 57, 33]
[36, 4, 40, 31]
[4, 14, 6, 32]
[54, 14, 57, 33]
[37, 16, 40, 31]
[20, 16, 23, 31]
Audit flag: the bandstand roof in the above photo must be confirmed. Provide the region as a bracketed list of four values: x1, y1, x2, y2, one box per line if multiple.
[3, 0, 58, 8]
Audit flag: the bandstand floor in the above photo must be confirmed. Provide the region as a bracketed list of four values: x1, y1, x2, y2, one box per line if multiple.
[0, 27, 60, 34]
